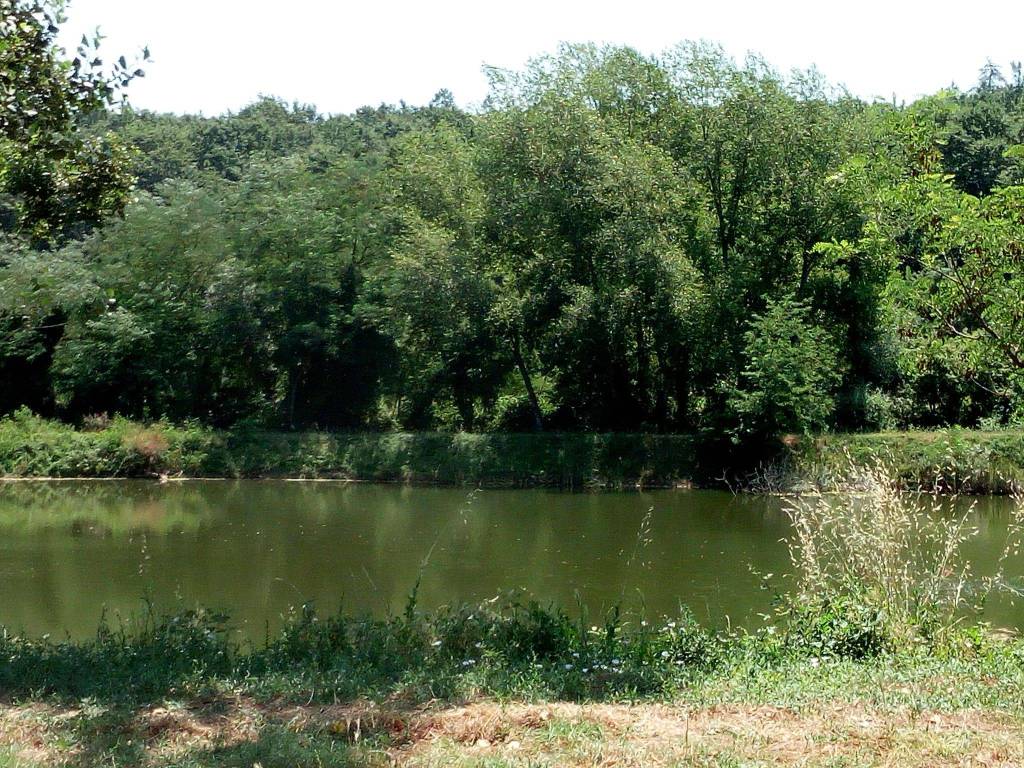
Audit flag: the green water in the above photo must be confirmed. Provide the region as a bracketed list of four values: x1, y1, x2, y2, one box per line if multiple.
[0, 481, 1021, 639]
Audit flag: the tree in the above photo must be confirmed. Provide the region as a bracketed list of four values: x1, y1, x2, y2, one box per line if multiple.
[371, 124, 508, 430]
[661, 44, 865, 426]
[940, 63, 1024, 196]
[0, 0, 145, 241]
[728, 296, 841, 438]
[872, 176, 1024, 419]
[479, 47, 703, 430]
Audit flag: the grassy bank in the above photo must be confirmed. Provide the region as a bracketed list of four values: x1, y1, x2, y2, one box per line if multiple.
[794, 429, 1024, 494]
[0, 410, 698, 487]
[3, 410, 1024, 491]
[1, 599, 1022, 767]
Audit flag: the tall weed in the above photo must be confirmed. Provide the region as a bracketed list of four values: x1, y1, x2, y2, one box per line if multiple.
[783, 459, 1024, 645]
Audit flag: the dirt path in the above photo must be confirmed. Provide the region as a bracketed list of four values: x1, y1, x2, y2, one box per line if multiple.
[2, 698, 1021, 767]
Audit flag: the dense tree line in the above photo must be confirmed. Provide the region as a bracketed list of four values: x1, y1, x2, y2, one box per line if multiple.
[2, 5, 1023, 438]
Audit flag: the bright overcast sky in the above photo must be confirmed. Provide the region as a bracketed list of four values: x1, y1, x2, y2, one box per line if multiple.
[58, 0, 1023, 116]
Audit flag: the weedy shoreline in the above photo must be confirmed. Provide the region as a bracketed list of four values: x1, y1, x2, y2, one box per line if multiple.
[1, 603, 1022, 767]
[3, 412, 1024, 493]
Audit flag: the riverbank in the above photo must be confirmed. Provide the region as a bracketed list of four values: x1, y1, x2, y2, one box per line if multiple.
[2, 411, 1024, 491]
[795, 430, 1024, 494]
[1, 602, 1022, 767]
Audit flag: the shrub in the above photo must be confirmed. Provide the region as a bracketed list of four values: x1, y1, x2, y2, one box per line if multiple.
[122, 425, 171, 469]
[0, 410, 217, 477]
[728, 296, 841, 440]
[779, 596, 889, 659]
[863, 388, 913, 432]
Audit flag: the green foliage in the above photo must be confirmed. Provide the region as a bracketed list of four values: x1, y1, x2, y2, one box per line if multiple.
[0, 0, 145, 241]
[0, 412, 707, 485]
[0, 597, 718, 702]
[778, 597, 889, 660]
[939, 63, 1024, 195]
[0, 408, 214, 477]
[3, 29, 1024, 443]
[2, 592, 1022, 708]
[728, 296, 841, 438]
[0, 606, 231, 699]
[797, 429, 1024, 494]
[850, 173, 1024, 423]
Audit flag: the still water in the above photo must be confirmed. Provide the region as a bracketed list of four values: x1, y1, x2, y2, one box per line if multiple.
[0, 481, 1021, 639]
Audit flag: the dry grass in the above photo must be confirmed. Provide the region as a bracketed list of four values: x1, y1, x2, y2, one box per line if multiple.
[784, 459, 1024, 639]
[1, 698, 1022, 767]
[396, 702, 1024, 767]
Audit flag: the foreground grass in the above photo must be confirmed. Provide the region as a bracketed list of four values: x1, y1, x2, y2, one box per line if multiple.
[1, 602, 1023, 766]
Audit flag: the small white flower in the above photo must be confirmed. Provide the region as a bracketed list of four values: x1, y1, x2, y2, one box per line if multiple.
[431, 640, 442, 647]
[660, 650, 671, 659]
[564, 663, 573, 670]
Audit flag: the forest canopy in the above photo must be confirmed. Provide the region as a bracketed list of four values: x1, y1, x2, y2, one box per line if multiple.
[2, 8, 1023, 438]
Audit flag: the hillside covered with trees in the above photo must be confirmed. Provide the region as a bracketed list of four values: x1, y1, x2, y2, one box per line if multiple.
[3, 3, 1023, 442]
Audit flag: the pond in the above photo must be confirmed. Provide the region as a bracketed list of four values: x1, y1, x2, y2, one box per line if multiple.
[0, 481, 1021, 640]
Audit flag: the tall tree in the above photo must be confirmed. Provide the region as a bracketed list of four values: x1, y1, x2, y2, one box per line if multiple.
[0, 0, 144, 241]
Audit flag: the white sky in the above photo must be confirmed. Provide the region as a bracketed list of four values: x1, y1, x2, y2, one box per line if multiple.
[58, 0, 1024, 116]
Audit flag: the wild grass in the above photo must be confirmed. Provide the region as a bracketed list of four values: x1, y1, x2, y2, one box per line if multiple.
[2, 602, 1024, 766]
[0, 409, 213, 478]
[0, 409, 700, 486]
[781, 459, 1024, 647]
[796, 429, 1024, 494]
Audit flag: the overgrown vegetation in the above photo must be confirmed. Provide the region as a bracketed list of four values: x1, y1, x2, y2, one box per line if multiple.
[0, 408, 214, 478]
[6, 410, 1024, 490]
[794, 430, 1024, 494]
[0, 584, 1020, 707]
[0, 408, 704, 485]
[3, 3, 1024, 442]
[783, 461, 1024, 646]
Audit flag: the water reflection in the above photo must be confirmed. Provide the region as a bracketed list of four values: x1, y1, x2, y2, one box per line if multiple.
[0, 481, 1019, 639]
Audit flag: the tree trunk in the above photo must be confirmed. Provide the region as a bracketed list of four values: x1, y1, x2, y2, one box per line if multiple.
[674, 345, 692, 429]
[511, 329, 544, 431]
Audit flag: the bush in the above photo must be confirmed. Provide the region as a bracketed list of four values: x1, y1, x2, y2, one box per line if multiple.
[728, 296, 841, 440]
[863, 388, 914, 432]
[0, 408, 217, 477]
[779, 596, 890, 659]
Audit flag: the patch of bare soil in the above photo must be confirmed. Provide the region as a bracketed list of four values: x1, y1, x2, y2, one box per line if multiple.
[391, 702, 1024, 767]
[1, 699, 1021, 767]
